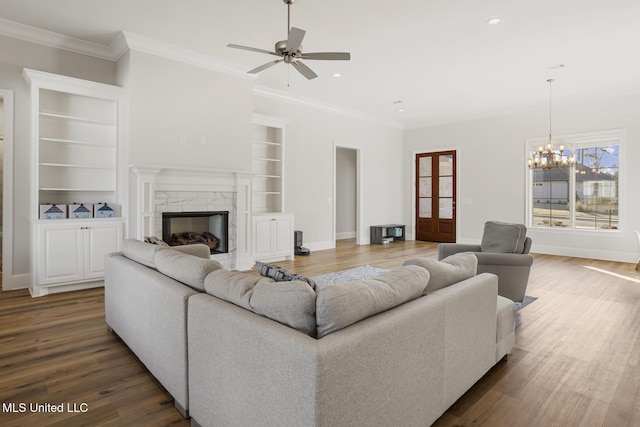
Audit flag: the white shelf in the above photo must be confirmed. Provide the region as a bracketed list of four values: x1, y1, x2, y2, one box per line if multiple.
[40, 111, 115, 126]
[40, 137, 115, 147]
[40, 163, 114, 170]
[252, 139, 282, 146]
[253, 157, 281, 162]
[255, 174, 282, 179]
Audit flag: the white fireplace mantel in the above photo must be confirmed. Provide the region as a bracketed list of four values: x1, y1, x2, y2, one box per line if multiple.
[129, 164, 254, 270]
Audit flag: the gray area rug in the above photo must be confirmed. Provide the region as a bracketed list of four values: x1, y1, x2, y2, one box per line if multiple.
[515, 295, 537, 311]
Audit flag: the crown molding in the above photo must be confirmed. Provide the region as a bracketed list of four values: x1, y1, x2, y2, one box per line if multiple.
[0, 18, 401, 128]
[253, 85, 404, 129]
[0, 17, 122, 61]
[120, 31, 255, 80]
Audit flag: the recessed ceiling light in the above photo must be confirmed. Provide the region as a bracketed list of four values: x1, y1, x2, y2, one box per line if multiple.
[487, 17, 502, 26]
[332, 73, 341, 78]
[397, 108, 405, 113]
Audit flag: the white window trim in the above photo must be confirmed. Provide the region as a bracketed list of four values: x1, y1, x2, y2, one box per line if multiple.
[525, 128, 624, 232]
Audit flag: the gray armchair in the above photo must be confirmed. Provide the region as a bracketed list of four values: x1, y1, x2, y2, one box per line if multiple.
[438, 221, 533, 302]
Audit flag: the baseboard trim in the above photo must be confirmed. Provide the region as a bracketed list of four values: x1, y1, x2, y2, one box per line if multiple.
[336, 231, 356, 240]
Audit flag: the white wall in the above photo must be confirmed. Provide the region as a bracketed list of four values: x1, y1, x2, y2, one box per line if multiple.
[125, 50, 253, 171]
[404, 92, 640, 263]
[253, 94, 404, 250]
[0, 35, 116, 288]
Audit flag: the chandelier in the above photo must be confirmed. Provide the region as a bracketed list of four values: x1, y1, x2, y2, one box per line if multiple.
[527, 78, 576, 169]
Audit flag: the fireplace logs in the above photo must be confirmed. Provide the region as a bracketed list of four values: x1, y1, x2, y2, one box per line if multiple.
[170, 231, 220, 251]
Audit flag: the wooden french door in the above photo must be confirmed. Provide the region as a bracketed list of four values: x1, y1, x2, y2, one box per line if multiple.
[415, 151, 456, 242]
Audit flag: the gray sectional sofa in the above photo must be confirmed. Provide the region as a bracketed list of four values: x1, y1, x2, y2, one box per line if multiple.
[104, 239, 516, 426]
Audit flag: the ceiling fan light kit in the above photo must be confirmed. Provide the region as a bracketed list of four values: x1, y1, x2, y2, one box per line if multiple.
[227, 0, 351, 80]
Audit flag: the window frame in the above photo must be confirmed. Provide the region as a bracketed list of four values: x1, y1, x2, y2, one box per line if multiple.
[525, 128, 624, 233]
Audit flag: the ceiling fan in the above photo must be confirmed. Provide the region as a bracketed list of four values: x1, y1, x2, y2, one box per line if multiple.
[227, 0, 351, 80]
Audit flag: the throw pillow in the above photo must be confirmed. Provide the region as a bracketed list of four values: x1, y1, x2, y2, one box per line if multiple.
[256, 261, 316, 290]
[480, 221, 527, 254]
[154, 248, 224, 292]
[403, 252, 477, 293]
[205, 270, 316, 336]
[315, 265, 429, 338]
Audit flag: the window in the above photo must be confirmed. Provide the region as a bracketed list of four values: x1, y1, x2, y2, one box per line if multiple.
[526, 130, 622, 231]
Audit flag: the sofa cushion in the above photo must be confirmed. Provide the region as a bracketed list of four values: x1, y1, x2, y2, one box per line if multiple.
[403, 252, 477, 293]
[205, 270, 316, 336]
[315, 265, 429, 338]
[154, 249, 224, 292]
[256, 261, 316, 290]
[121, 238, 166, 268]
[480, 221, 527, 254]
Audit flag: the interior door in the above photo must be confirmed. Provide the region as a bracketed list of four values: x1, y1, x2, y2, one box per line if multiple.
[415, 151, 456, 242]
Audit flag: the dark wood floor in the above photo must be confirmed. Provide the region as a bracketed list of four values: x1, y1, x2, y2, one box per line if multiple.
[1, 240, 639, 426]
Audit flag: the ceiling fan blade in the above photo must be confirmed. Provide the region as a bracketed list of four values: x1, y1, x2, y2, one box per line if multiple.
[300, 52, 351, 61]
[227, 43, 280, 57]
[248, 59, 283, 74]
[286, 27, 306, 53]
[291, 60, 318, 80]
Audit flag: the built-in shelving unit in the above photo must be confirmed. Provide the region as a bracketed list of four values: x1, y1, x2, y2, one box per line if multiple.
[252, 113, 288, 214]
[251, 114, 294, 263]
[24, 68, 125, 296]
[36, 87, 118, 206]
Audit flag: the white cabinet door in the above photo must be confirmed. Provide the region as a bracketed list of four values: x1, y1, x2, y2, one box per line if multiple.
[34, 220, 124, 287]
[84, 222, 123, 279]
[254, 217, 275, 258]
[253, 214, 294, 262]
[38, 224, 84, 285]
[272, 216, 293, 256]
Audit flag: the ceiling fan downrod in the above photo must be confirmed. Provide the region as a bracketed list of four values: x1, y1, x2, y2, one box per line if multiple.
[284, 0, 294, 33]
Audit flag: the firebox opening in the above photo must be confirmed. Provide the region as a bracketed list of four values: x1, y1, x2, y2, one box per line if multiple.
[162, 211, 229, 254]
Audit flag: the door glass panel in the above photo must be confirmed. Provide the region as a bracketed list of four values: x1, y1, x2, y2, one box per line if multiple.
[439, 176, 453, 198]
[439, 155, 453, 176]
[439, 199, 453, 219]
[419, 198, 432, 218]
[419, 156, 432, 177]
[419, 177, 432, 197]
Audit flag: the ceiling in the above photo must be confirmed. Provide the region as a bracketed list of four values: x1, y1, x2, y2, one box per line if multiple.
[1, 0, 639, 128]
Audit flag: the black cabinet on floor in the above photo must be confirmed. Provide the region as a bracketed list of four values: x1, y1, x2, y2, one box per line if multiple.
[370, 224, 405, 245]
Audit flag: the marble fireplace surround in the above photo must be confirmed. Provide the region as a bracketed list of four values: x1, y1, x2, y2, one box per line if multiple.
[129, 164, 253, 271]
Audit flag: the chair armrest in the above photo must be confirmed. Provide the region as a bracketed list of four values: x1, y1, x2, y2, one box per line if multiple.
[474, 252, 533, 267]
[438, 243, 482, 260]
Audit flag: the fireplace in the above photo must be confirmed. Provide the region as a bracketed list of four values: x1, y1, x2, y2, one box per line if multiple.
[162, 211, 229, 254]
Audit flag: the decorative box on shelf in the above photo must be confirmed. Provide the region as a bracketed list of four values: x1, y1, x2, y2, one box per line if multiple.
[94, 203, 121, 218]
[39, 204, 67, 219]
[69, 203, 94, 219]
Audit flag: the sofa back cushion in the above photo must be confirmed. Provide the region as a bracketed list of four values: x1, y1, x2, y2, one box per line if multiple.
[121, 238, 165, 268]
[205, 270, 316, 337]
[154, 249, 224, 292]
[403, 252, 477, 293]
[480, 221, 527, 254]
[315, 265, 429, 338]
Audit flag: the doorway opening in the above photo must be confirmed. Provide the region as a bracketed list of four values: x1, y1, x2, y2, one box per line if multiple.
[334, 146, 361, 245]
